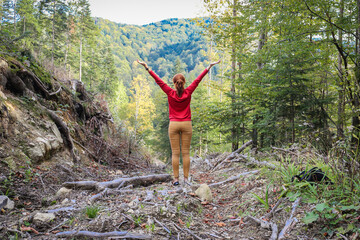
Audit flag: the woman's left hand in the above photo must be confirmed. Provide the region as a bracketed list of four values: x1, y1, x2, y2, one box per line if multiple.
[207, 60, 221, 70]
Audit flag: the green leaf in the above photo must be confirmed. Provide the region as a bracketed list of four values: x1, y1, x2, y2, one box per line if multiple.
[315, 203, 328, 212]
[302, 212, 319, 224]
[340, 205, 360, 211]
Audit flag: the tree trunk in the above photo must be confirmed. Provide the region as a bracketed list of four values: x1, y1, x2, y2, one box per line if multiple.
[13, 0, 16, 32]
[79, 36, 83, 82]
[231, 0, 238, 151]
[253, 5, 267, 149]
[51, 0, 56, 72]
[352, 0, 360, 150]
[337, 0, 345, 139]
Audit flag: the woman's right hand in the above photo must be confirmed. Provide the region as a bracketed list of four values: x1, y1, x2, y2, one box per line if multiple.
[137, 59, 148, 69]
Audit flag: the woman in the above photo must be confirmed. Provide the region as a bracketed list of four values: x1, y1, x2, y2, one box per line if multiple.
[137, 59, 220, 186]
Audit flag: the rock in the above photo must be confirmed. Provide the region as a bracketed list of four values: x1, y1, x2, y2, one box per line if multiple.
[195, 184, 213, 202]
[56, 187, 72, 198]
[0, 175, 6, 183]
[152, 158, 166, 169]
[0, 196, 14, 210]
[61, 198, 69, 205]
[33, 213, 55, 224]
[0, 85, 7, 99]
[0, 196, 8, 209]
[28, 133, 63, 163]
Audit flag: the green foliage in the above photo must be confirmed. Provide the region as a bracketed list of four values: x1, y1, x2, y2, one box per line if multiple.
[85, 205, 100, 218]
[132, 215, 143, 227]
[252, 184, 271, 210]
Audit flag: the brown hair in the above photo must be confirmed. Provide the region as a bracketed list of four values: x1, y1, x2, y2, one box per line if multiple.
[173, 73, 186, 97]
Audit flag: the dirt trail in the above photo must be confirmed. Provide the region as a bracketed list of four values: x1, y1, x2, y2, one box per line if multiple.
[1, 153, 311, 240]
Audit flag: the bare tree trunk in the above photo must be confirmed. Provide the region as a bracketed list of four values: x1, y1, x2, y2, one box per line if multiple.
[252, 6, 267, 149]
[231, 0, 238, 151]
[337, 0, 345, 139]
[0, 0, 3, 30]
[79, 36, 82, 81]
[64, 31, 69, 73]
[51, 0, 56, 73]
[352, 0, 360, 150]
[13, 0, 17, 32]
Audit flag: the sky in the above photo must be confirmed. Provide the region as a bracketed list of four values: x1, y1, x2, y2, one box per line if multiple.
[88, 0, 206, 25]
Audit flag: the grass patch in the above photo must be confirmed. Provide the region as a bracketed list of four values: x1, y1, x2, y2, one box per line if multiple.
[85, 205, 100, 218]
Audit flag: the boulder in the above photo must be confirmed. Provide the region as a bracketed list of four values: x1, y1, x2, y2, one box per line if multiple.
[195, 184, 213, 202]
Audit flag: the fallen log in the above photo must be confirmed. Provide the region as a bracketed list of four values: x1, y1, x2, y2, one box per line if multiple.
[211, 140, 253, 171]
[63, 174, 172, 191]
[208, 170, 259, 188]
[55, 230, 151, 239]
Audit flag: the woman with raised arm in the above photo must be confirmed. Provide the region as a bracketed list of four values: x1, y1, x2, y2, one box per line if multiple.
[137, 59, 220, 186]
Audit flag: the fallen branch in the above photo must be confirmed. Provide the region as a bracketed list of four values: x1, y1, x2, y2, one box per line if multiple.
[262, 198, 284, 219]
[73, 139, 98, 161]
[89, 188, 108, 203]
[278, 197, 301, 240]
[211, 140, 253, 171]
[154, 217, 171, 235]
[271, 147, 299, 156]
[63, 174, 172, 191]
[246, 216, 278, 240]
[237, 155, 276, 169]
[173, 223, 202, 240]
[208, 170, 259, 188]
[55, 230, 151, 239]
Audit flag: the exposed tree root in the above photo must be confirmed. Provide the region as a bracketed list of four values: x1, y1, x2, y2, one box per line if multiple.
[45, 107, 78, 163]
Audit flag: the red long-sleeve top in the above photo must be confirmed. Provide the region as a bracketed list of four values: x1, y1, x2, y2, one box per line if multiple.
[149, 69, 209, 121]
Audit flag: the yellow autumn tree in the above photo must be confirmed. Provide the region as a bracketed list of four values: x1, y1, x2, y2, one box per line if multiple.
[127, 75, 155, 140]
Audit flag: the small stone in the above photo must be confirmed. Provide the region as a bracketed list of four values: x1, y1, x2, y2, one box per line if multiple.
[129, 200, 138, 208]
[56, 187, 72, 197]
[127, 209, 134, 214]
[33, 213, 55, 224]
[195, 184, 213, 202]
[61, 198, 69, 205]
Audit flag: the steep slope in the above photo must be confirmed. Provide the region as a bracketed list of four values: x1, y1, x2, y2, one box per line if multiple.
[0, 53, 150, 238]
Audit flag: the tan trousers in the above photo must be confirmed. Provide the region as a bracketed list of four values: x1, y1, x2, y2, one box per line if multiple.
[168, 121, 192, 179]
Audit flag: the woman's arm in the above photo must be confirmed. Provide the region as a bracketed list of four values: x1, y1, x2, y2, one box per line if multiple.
[187, 60, 221, 94]
[137, 59, 150, 71]
[137, 59, 173, 95]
